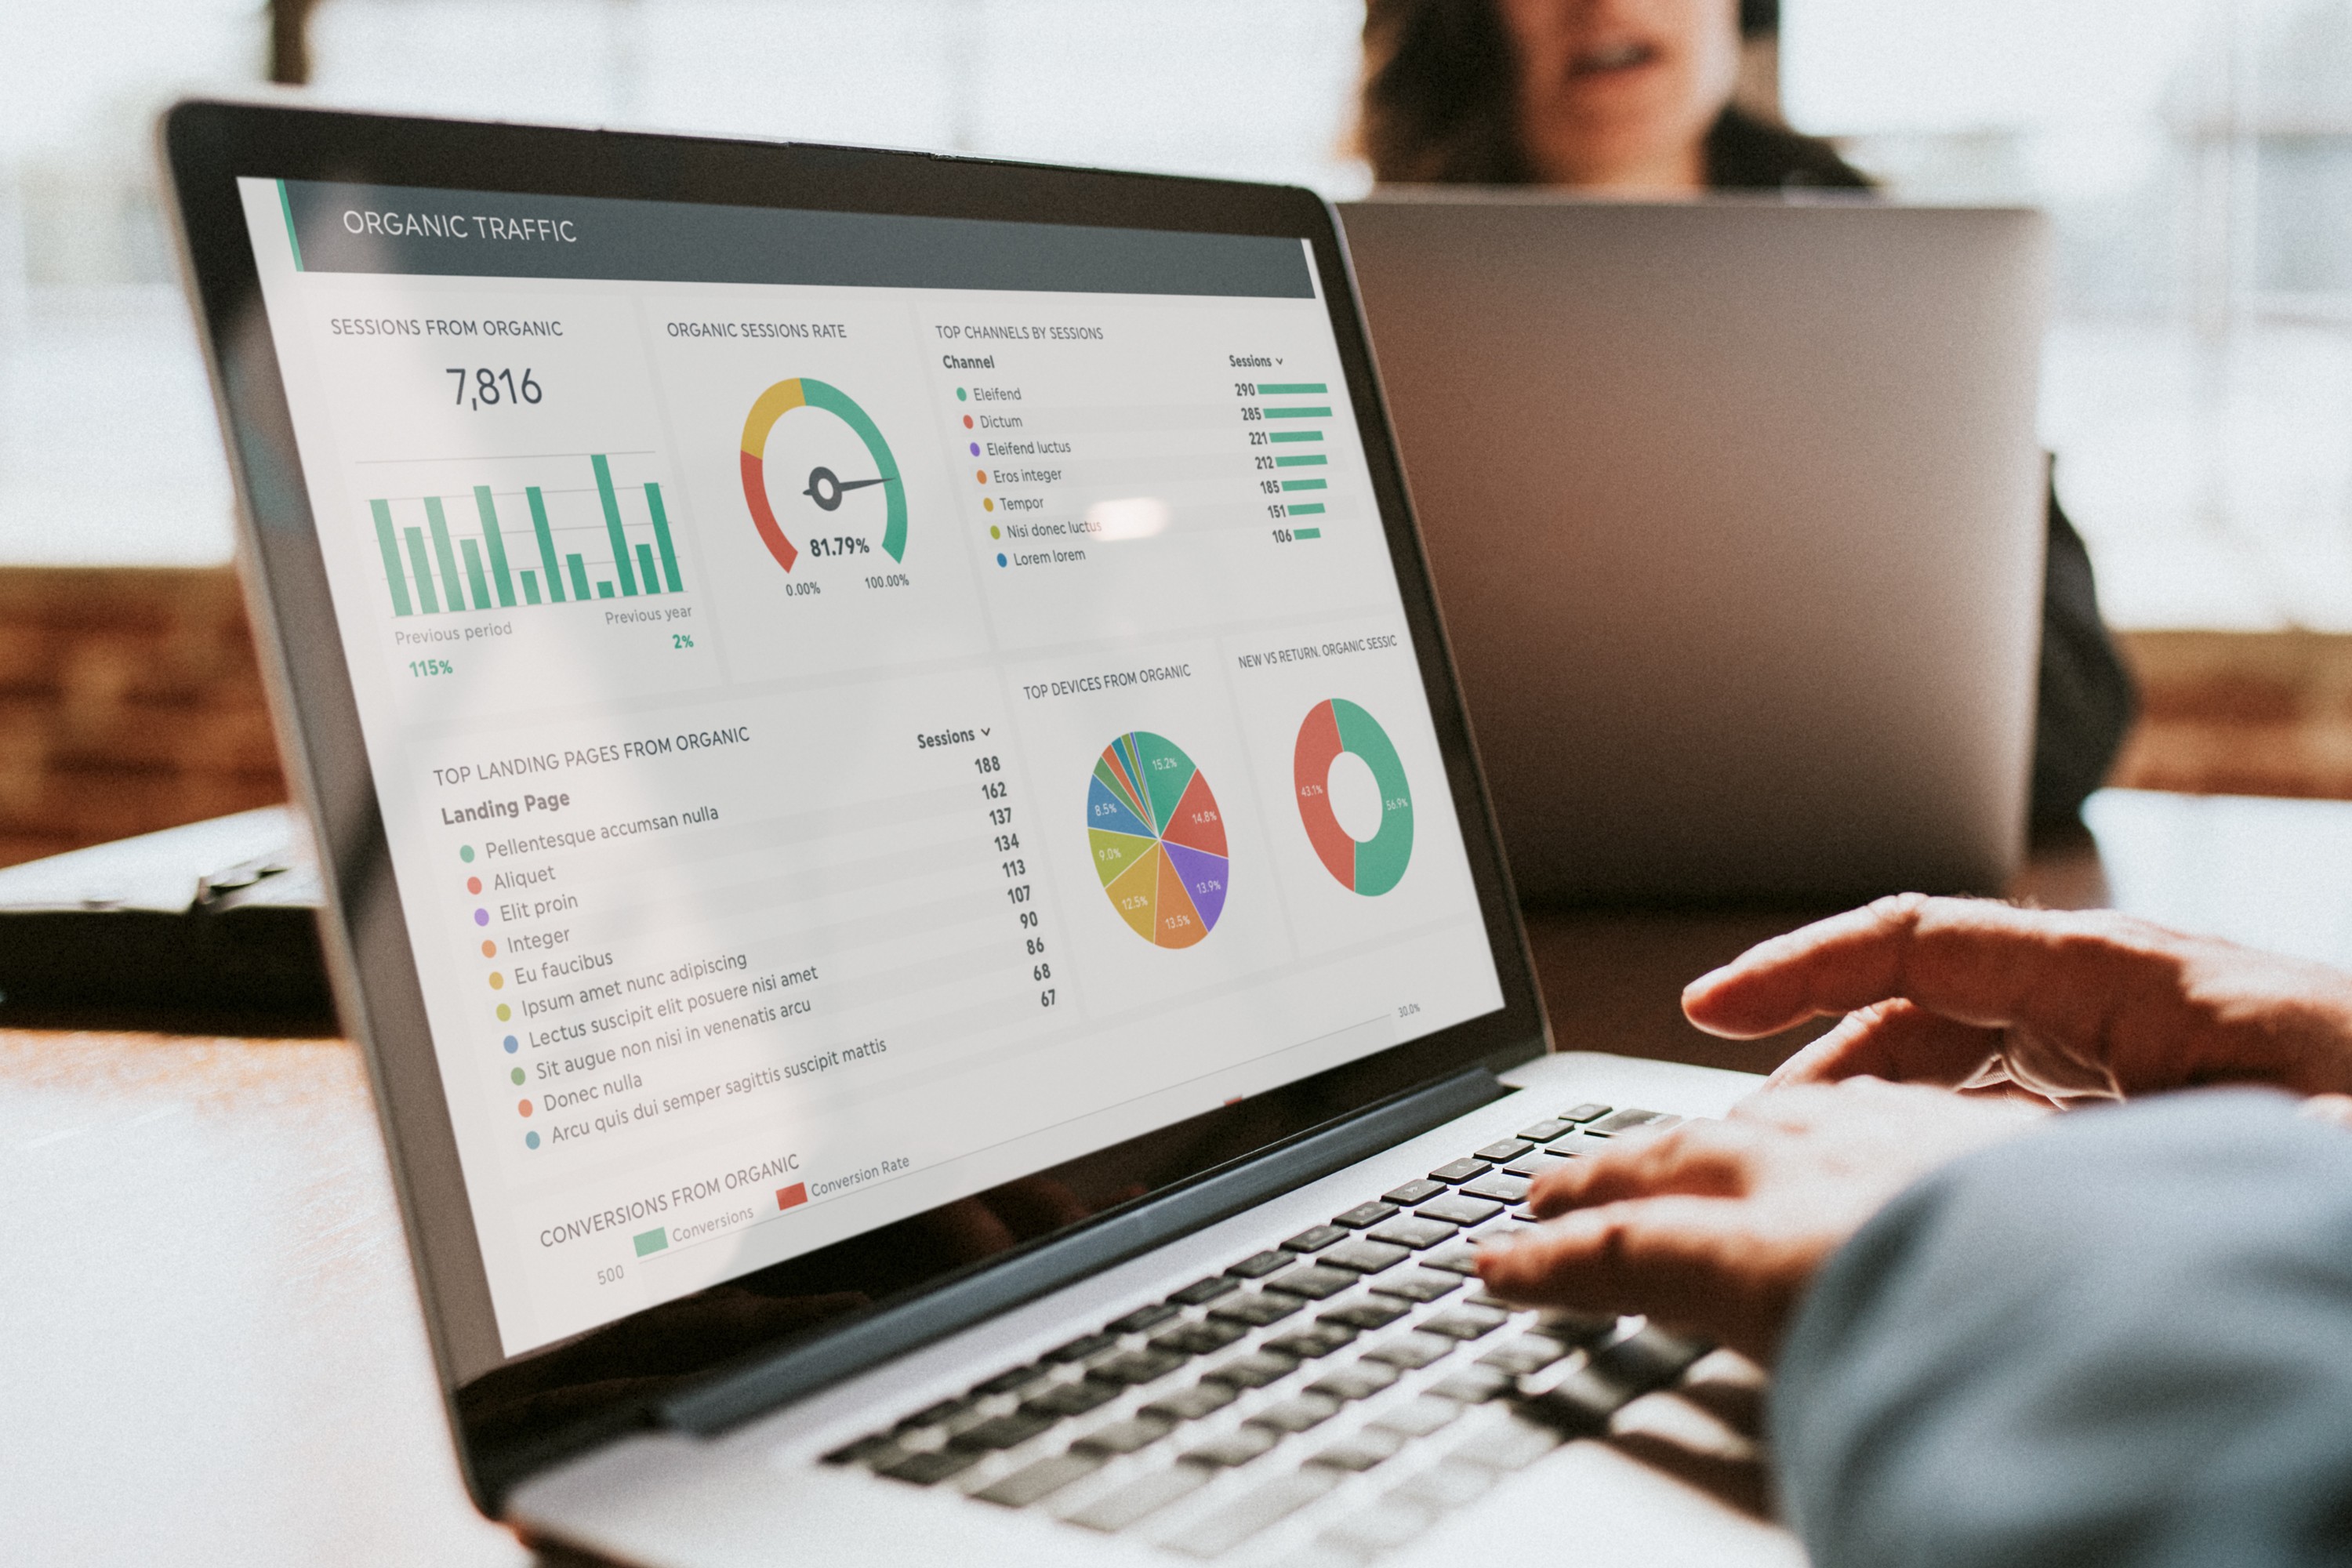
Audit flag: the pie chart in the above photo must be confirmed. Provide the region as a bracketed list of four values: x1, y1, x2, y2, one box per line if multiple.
[1295, 699, 1414, 895]
[1088, 731, 1228, 949]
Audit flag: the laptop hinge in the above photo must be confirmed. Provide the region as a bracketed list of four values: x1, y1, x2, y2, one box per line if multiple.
[659, 1065, 1512, 1436]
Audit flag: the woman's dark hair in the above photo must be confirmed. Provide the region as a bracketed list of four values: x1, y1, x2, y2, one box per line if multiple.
[1357, 0, 1869, 191]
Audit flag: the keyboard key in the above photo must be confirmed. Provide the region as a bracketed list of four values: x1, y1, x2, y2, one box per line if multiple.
[1089, 1348, 1188, 1387]
[1331, 1201, 1398, 1229]
[971, 1364, 1051, 1398]
[1547, 1135, 1595, 1156]
[1306, 1359, 1401, 1401]
[1588, 1108, 1678, 1136]
[1324, 1498, 1440, 1555]
[1282, 1224, 1349, 1254]
[1462, 1289, 1520, 1310]
[1265, 1265, 1356, 1301]
[1170, 1468, 1341, 1559]
[1079, 1414, 1178, 1455]
[1142, 1380, 1238, 1423]
[1450, 1415, 1565, 1473]
[1210, 1292, 1301, 1328]
[1369, 1270, 1461, 1304]
[1227, 1250, 1294, 1279]
[1459, 1173, 1530, 1204]
[1396, 1457, 1497, 1509]
[1531, 1308, 1619, 1344]
[1321, 1297, 1410, 1331]
[1429, 1366, 1515, 1403]
[1364, 1332, 1454, 1370]
[897, 1396, 976, 1431]
[880, 1446, 983, 1485]
[1504, 1152, 1568, 1178]
[1185, 1425, 1282, 1467]
[1477, 1337, 1567, 1376]
[1206, 1349, 1301, 1388]
[1247, 1392, 1343, 1434]
[1065, 1463, 1212, 1532]
[1419, 1243, 1481, 1276]
[1265, 1323, 1356, 1359]
[1311, 1427, 1406, 1472]
[1370, 1395, 1461, 1437]
[1427, 1160, 1490, 1184]
[1024, 1379, 1121, 1417]
[953, 1409, 1059, 1451]
[1588, 1323, 1708, 1391]
[1152, 1319, 1248, 1356]
[1473, 1139, 1533, 1163]
[1382, 1178, 1447, 1206]
[1418, 1194, 1504, 1227]
[975, 1449, 1105, 1508]
[1319, 1238, 1410, 1275]
[1559, 1102, 1611, 1123]
[1106, 1302, 1182, 1335]
[1170, 1276, 1240, 1307]
[1515, 1119, 1575, 1142]
[1367, 1216, 1456, 1250]
[822, 1432, 896, 1467]
[1420, 1306, 1508, 1341]
[1043, 1333, 1118, 1365]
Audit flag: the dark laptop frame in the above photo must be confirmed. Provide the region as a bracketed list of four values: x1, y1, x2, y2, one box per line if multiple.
[162, 99, 1548, 1513]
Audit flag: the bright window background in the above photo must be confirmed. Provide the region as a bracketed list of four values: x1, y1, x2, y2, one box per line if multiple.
[7, 0, 2352, 632]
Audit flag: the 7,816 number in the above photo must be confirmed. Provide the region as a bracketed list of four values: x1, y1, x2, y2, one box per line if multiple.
[448, 367, 543, 410]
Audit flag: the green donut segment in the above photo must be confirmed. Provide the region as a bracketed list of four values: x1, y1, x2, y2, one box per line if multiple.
[1333, 699, 1413, 896]
[797, 377, 907, 563]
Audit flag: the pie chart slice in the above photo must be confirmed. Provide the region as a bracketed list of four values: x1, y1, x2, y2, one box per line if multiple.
[1090, 731, 1227, 946]
[1294, 699, 1414, 896]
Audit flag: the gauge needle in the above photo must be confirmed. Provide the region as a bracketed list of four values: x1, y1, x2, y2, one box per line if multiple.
[803, 466, 887, 511]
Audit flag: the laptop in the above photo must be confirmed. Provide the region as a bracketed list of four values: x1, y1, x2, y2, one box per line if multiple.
[1340, 193, 2049, 904]
[162, 101, 1795, 1567]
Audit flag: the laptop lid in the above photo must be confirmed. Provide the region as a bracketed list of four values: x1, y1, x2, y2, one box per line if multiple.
[1341, 193, 2048, 904]
[162, 102, 1544, 1508]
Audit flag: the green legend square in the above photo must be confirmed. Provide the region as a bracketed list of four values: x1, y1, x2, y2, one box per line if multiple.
[633, 1228, 670, 1257]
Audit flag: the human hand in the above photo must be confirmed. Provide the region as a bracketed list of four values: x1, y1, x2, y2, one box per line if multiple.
[1475, 1080, 2041, 1363]
[1683, 894, 2352, 1103]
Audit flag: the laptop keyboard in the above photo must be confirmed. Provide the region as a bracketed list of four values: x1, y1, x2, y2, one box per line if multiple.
[823, 1103, 1702, 1563]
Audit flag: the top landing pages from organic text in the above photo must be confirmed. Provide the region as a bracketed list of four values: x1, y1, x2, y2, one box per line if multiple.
[240, 180, 1504, 1355]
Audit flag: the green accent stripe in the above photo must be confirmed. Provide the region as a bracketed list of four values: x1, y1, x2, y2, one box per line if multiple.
[276, 180, 303, 270]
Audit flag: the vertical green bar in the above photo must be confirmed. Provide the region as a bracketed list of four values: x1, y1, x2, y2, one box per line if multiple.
[403, 528, 441, 613]
[526, 486, 564, 601]
[424, 497, 467, 610]
[644, 482, 683, 592]
[521, 570, 542, 605]
[370, 500, 413, 617]
[635, 543, 660, 595]
[596, 582, 615, 600]
[459, 539, 492, 609]
[276, 180, 304, 270]
[566, 554, 592, 601]
[591, 455, 638, 596]
[472, 485, 516, 607]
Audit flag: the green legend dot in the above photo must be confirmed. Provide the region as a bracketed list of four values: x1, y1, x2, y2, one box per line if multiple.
[510, 1067, 525, 1084]
[460, 844, 475, 862]
[496, 1004, 511, 1021]
[956, 387, 967, 401]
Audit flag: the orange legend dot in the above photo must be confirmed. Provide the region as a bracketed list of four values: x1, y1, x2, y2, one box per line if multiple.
[517, 1099, 532, 1118]
[481, 939, 497, 958]
[974, 469, 985, 484]
[488, 971, 506, 990]
[466, 877, 482, 895]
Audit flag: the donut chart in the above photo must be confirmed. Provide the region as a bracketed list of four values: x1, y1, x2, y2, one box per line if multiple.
[1294, 699, 1414, 896]
[738, 377, 907, 573]
[1088, 731, 1228, 949]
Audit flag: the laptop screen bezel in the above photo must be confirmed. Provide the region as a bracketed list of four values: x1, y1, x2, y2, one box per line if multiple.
[162, 99, 1547, 1510]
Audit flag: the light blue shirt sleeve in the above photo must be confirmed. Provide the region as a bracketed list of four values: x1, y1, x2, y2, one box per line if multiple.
[1772, 1087, 2352, 1568]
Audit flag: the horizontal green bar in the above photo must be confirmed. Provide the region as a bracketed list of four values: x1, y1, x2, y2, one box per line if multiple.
[1292, 527, 1322, 539]
[1287, 503, 1327, 516]
[1264, 405, 1330, 420]
[1275, 455, 1327, 467]
[1280, 478, 1327, 492]
[1269, 430, 1323, 444]
[1258, 382, 1327, 395]
[633, 1228, 669, 1257]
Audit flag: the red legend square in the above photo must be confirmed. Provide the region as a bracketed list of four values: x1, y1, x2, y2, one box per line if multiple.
[776, 1184, 808, 1211]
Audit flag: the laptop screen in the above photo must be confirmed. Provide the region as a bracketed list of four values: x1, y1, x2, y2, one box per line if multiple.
[234, 176, 1504, 1359]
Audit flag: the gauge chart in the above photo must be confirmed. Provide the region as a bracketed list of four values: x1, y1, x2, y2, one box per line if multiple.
[1295, 699, 1413, 896]
[739, 377, 907, 573]
[1088, 731, 1228, 949]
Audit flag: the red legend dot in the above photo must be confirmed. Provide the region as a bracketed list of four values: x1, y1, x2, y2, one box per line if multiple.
[517, 1099, 533, 1117]
[466, 877, 482, 895]
[962, 415, 973, 428]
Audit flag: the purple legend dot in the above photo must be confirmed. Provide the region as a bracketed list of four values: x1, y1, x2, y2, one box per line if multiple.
[474, 908, 488, 925]
[969, 442, 980, 456]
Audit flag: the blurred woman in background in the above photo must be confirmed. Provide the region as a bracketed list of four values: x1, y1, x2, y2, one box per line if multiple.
[1359, 0, 2136, 827]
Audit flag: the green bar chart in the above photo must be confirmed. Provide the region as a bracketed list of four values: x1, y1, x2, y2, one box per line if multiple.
[370, 452, 687, 617]
[1244, 378, 1334, 543]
